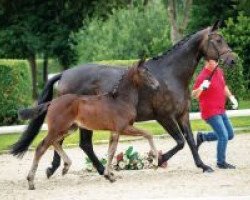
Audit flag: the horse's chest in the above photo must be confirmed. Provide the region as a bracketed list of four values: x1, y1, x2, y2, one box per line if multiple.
[152, 88, 188, 116]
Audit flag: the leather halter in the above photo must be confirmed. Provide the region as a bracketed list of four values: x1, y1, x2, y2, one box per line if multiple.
[206, 33, 232, 62]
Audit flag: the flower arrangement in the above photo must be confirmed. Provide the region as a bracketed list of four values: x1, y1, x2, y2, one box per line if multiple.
[84, 146, 157, 172]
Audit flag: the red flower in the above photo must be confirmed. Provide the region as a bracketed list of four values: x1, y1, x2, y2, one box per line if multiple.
[116, 152, 124, 162]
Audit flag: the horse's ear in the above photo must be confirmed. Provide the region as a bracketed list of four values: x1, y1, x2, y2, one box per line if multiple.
[211, 20, 222, 32]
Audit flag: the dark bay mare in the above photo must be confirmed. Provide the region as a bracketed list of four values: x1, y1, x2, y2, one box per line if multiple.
[11, 21, 236, 177]
[19, 60, 159, 189]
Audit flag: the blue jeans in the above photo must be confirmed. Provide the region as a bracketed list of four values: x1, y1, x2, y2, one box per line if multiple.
[201, 113, 234, 165]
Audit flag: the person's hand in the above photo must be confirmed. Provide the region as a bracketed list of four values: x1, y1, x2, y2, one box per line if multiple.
[229, 95, 238, 110]
[199, 80, 211, 91]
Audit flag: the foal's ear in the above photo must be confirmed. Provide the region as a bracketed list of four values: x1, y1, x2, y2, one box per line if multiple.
[210, 20, 222, 32]
[137, 58, 145, 70]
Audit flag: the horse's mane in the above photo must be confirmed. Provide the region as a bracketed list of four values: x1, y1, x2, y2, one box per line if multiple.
[152, 27, 207, 60]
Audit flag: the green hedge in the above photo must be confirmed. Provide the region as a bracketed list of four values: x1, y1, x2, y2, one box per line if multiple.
[0, 60, 32, 125]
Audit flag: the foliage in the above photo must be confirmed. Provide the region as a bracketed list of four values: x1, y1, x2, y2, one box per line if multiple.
[221, 13, 250, 91]
[0, 60, 32, 125]
[76, 1, 171, 62]
[224, 57, 245, 98]
[187, 0, 239, 32]
[0, 0, 122, 98]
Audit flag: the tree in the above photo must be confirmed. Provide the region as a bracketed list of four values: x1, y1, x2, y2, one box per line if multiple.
[163, 0, 193, 44]
[0, 0, 42, 99]
[0, 0, 133, 97]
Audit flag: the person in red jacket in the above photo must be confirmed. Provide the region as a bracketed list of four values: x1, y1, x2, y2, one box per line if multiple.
[192, 59, 238, 169]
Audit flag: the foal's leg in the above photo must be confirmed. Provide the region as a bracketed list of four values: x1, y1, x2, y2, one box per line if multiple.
[122, 126, 158, 167]
[104, 132, 119, 182]
[27, 136, 51, 190]
[46, 139, 64, 178]
[53, 141, 72, 175]
[47, 128, 105, 178]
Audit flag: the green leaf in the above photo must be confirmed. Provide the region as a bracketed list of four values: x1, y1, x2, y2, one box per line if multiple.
[125, 146, 133, 158]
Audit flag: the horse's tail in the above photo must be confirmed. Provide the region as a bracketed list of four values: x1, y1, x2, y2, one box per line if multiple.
[11, 73, 62, 157]
[18, 103, 50, 120]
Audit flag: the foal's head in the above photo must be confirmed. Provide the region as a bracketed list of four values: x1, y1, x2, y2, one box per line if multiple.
[129, 59, 159, 90]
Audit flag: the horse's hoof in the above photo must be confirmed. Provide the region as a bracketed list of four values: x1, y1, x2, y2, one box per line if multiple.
[28, 185, 35, 190]
[158, 160, 168, 168]
[46, 168, 53, 179]
[203, 166, 214, 173]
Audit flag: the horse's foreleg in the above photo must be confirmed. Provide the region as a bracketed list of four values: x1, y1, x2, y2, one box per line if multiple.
[157, 117, 185, 166]
[122, 126, 158, 167]
[104, 132, 119, 182]
[79, 128, 105, 175]
[178, 117, 214, 173]
[27, 136, 51, 190]
[46, 139, 64, 178]
[53, 142, 72, 175]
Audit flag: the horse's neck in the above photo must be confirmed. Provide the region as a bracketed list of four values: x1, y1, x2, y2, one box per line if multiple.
[149, 29, 207, 85]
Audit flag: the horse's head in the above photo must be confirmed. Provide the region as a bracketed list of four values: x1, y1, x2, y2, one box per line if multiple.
[133, 59, 159, 90]
[201, 20, 237, 67]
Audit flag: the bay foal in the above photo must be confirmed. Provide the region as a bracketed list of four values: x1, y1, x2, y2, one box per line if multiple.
[20, 60, 159, 190]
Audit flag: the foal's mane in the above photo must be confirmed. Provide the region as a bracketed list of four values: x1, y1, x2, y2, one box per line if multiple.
[110, 61, 142, 98]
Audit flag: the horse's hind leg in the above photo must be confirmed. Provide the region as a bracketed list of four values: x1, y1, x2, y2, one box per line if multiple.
[122, 126, 158, 168]
[53, 141, 72, 176]
[178, 115, 214, 173]
[79, 128, 105, 175]
[104, 132, 119, 182]
[27, 136, 51, 190]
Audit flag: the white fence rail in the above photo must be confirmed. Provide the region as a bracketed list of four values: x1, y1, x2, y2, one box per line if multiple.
[0, 109, 250, 135]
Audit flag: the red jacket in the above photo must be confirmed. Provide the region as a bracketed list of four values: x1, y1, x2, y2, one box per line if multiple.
[193, 67, 226, 120]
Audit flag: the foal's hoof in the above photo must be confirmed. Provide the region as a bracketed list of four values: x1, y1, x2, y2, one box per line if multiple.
[62, 168, 69, 176]
[62, 163, 71, 176]
[104, 172, 117, 183]
[46, 167, 54, 179]
[203, 166, 214, 173]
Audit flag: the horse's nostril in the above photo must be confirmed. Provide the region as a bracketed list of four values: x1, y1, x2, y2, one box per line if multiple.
[231, 60, 235, 65]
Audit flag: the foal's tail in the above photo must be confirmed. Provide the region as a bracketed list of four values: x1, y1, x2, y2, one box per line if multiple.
[18, 103, 50, 120]
[10, 73, 62, 157]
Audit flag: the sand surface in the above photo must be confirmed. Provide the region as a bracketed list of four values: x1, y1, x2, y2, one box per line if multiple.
[0, 134, 250, 200]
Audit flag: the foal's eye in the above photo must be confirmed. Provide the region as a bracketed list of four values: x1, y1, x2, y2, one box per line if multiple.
[216, 38, 222, 44]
